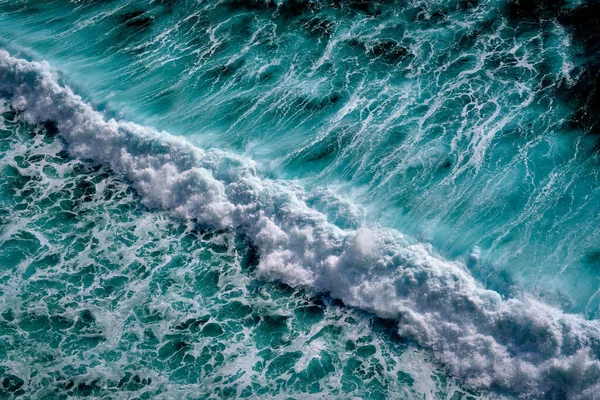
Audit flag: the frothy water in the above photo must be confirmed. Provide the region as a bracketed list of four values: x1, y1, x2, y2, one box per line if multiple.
[0, 100, 459, 399]
[2, 0, 600, 398]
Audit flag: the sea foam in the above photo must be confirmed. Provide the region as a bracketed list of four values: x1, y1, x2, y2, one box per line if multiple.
[2, 50, 600, 398]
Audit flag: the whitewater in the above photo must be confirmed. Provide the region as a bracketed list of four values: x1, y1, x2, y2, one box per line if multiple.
[2, 0, 600, 398]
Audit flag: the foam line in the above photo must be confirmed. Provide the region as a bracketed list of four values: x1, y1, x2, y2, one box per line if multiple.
[2, 49, 600, 398]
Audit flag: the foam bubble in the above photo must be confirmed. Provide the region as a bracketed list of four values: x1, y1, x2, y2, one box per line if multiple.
[2, 49, 600, 398]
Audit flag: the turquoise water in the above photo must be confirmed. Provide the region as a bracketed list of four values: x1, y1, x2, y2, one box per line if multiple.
[0, 103, 464, 398]
[1, 0, 600, 398]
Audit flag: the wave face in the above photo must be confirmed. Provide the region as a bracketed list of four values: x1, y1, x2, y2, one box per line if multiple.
[2, 0, 600, 398]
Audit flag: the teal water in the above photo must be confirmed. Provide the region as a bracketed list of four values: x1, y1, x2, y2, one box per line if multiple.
[2, 0, 600, 398]
[0, 102, 464, 398]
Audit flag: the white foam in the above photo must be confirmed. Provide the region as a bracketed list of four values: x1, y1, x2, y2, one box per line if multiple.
[2, 49, 600, 398]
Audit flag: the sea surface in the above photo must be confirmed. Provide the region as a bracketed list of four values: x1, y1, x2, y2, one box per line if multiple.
[1, 0, 600, 398]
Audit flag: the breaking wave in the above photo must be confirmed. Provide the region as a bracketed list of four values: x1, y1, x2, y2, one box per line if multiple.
[3, 49, 600, 398]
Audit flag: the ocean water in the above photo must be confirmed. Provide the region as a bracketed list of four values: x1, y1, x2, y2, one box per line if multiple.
[1, 0, 600, 398]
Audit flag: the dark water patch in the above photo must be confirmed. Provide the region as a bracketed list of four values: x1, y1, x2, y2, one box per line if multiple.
[407, 4, 451, 26]
[558, 2, 600, 57]
[288, 351, 335, 391]
[73, 178, 96, 202]
[506, 0, 565, 22]
[303, 16, 335, 38]
[149, 88, 177, 112]
[259, 314, 289, 332]
[563, 66, 600, 137]
[585, 249, 600, 267]
[347, 36, 414, 66]
[372, 316, 408, 345]
[202, 322, 224, 337]
[425, 9, 447, 23]
[1, 309, 14, 322]
[458, 0, 479, 11]
[117, 10, 154, 31]
[241, 243, 260, 271]
[292, 130, 350, 168]
[95, 275, 128, 297]
[0, 106, 17, 123]
[458, 28, 482, 48]
[368, 40, 412, 64]
[296, 91, 346, 113]
[346, 37, 367, 52]
[277, 0, 319, 19]
[498, 0, 600, 142]
[556, 2, 600, 138]
[43, 120, 59, 137]
[68, 380, 105, 397]
[158, 337, 191, 359]
[117, 372, 152, 392]
[78, 309, 96, 325]
[209, 58, 246, 80]
[195, 269, 221, 297]
[438, 158, 453, 172]
[294, 305, 324, 325]
[174, 315, 210, 332]
[50, 315, 74, 331]
[342, 0, 388, 16]
[1, 374, 25, 396]
[222, 0, 276, 12]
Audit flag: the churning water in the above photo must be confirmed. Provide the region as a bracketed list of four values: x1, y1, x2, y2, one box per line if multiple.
[2, 0, 600, 398]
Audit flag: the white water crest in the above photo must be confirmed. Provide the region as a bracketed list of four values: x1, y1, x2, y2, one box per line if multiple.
[2, 50, 600, 399]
